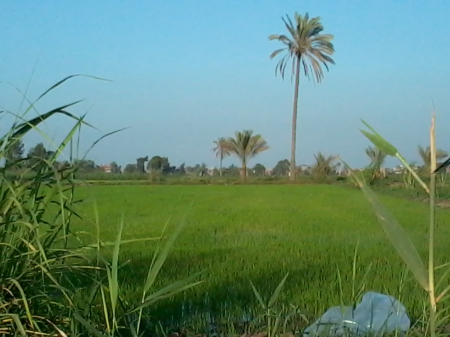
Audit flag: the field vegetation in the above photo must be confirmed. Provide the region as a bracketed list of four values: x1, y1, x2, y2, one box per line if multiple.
[72, 183, 450, 324]
[1, 8, 449, 337]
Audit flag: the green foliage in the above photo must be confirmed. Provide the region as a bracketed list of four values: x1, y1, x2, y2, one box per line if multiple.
[345, 163, 429, 291]
[418, 146, 448, 176]
[269, 12, 335, 181]
[124, 164, 138, 174]
[251, 163, 266, 177]
[71, 213, 203, 337]
[136, 155, 149, 174]
[0, 74, 97, 335]
[4, 138, 24, 167]
[222, 164, 240, 177]
[0, 76, 202, 336]
[403, 162, 418, 189]
[311, 152, 337, 181]
[148, 156, 165, 171]
[224, 130, 269, 179]
[364, 146, 387, 185]
[347, 117, 450, 337]
[212, 137, 231, 176]
[70, 183, 450, 329]
[186, 163, 208, 177]
[249, 273, 300, 337]
[269, 12, 335, 84]
[360, 119, 398, 157]
[109, 161, 122, 174]
[360, 119, 430, 194]
[272, 159, 290, 177]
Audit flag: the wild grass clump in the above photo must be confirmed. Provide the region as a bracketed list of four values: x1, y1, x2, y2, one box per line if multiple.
[0, 75, 94, 335]
[0, 76, 202, 336]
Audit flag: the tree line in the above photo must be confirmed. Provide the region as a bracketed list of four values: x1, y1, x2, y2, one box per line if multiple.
[5, 132, 446, 182]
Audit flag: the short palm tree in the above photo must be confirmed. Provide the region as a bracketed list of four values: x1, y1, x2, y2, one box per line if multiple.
[224, 130, 269, 179]
[269, 12, 335, 181]
[212, 137, 231, 176]
[311, 152, 337, 180]
[366, 146, 387, 169]
[418, 145, 448, 174]
[365, 146, 387, 183]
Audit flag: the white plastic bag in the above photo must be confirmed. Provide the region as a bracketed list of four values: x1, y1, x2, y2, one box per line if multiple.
[303, 292, 410, 337]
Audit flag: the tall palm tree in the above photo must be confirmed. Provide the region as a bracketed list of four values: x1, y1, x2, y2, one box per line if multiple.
[418, 145, 448, 174]
[269, 12, 335, 181]
[212, 137, 231, 176]
[224, 130, 269, 179]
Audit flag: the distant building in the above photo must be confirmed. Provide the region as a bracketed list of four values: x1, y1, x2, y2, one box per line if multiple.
[99, 164, 112, 173]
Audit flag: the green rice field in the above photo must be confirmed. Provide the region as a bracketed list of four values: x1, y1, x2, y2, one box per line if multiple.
[72, 183, 450, 327]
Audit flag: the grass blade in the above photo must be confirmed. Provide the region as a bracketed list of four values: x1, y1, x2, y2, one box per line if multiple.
[109, 214, 125, 329]
[249, 280, 266, 309]
[360, 119, 398, 156]
[143, 220, 186, 294]
[73, 312, 106, 337]
[342, 159, 429, 291]
[268, 272, 289, 308]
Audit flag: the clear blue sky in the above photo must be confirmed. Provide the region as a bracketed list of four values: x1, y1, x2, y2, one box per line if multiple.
[1, 0, 449, 169]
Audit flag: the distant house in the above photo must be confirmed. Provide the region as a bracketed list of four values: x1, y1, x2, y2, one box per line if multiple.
[99, 164, 112, 173]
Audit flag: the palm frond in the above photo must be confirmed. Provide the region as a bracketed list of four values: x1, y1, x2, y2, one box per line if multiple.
[269, 12, 335, 84]
[225, 130, 269, 179]
[418, 145, 448, 173]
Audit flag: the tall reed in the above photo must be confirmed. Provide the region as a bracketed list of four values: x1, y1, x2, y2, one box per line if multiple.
[342, 114, 448, 337]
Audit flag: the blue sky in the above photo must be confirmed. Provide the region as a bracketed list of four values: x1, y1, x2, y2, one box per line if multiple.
[1, 0, 449, 169]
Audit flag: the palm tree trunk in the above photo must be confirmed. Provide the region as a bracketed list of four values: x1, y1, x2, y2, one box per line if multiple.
[290, 56, 301, 181]
[240, 160, 247, 180]
[219, 155, 223, 176]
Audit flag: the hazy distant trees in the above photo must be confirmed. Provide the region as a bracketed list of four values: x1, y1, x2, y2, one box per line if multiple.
[269, 12, 335, 181]
[124, 164, 137, 174]
[251, 163, 266, 177]
[223, 164, 240, 177]
[185, 163, 208, 176]
[148, 156, 168, 172]
[273, 159, 290, 176]
[136, 156, 149, 173]
[147, 156, 178, 175]
[5, 139, 25, 166]
[110, 161, 122, 174]
[418, 145, 448, 175]
[27, 142, 53, 169]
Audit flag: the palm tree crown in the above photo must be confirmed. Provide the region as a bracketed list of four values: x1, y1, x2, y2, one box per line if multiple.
[311, 152, 337, 180]
[365, 146, 387, 169]
[212, 137, 230, 160]
[269, 12, 335, 84]
[212, 137, 231, 176]
[224, 130, 269, 179]
[418, 145, 448, 173]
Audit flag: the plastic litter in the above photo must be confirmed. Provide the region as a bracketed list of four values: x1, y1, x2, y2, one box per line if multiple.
[303, 291, 410, 337]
